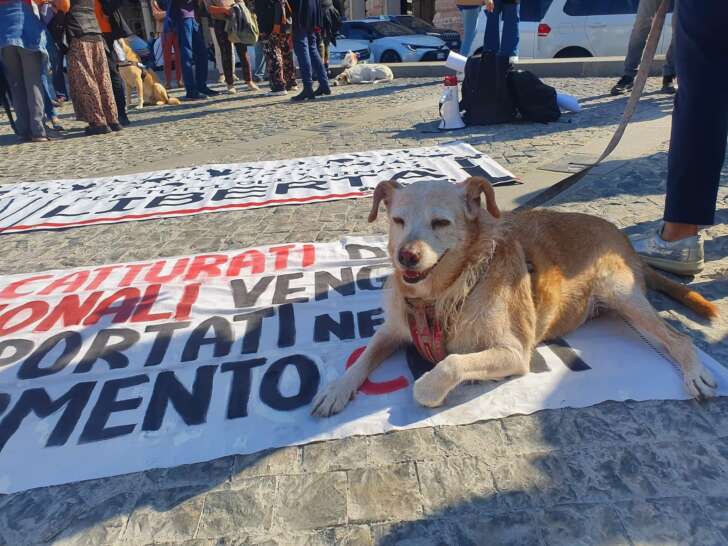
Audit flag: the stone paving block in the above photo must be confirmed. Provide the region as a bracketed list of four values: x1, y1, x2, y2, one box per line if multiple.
[0, 486, 86, 546]
[615, 497, 725, 546]
[626, 400, 716, 441]
[143, 456, 235, 491]
[231, 447, 301, 482]
[417, 456, 498, 516]
[571, 401, 654, 445]
[499, 408, 581, 454]
[627, 442, 696, 498]
[366, 428, 444, 465]
[431, 420, 507, 460]
[334, 525, 373, 546]
[196, 477, 276, 538]
[371, 518, 455, 546]
[699, 497, 728, 542]
[52, 492, 137, 546]
[451, 510, 543, 546]
[302, 436, 371, 473]
[122, 485, 207, 543]
[538, 503, 631, 546]
[667, 439, 728, 496]
[347, 463, 422, 523]
[273, 472, 347, 530]
[699, 397, 728, 437]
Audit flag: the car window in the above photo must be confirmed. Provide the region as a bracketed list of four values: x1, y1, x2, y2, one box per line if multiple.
[520, 0, 554, 22]
[394, 16, 433, 33]
[368, 21, 416, 36]
[342, 23, 371, 40]
[563, 0, 637, 16]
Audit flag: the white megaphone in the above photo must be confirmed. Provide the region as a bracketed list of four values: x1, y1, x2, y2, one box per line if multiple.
[439, 75, 465, 130]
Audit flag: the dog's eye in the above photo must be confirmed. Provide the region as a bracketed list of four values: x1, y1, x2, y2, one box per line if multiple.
[431, 219, 451, 229]
[392, 217, 405, 227]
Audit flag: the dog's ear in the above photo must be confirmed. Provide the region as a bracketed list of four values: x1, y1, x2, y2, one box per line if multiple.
[461, 176, 501, 220]
[368, 180, 402, 222]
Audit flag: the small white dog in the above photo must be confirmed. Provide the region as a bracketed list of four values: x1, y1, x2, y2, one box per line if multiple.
[332, 51, 394, 86]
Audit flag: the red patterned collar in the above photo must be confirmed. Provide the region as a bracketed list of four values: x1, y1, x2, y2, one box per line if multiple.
[406, 299, 447, 364]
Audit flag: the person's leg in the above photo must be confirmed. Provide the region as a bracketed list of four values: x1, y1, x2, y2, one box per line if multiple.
[281, 34, 297, 89]
[234, 43, 255, 85]
[18, 48, 47, 138]
[192, 20, 213, 94]
[104, 35, 127, 122]
[663, 0, 676, 78]
[93, 42, 120, 127]
[213, 19, 234, 86]
[306, 31, 329, 90]
[45, 34, 67, 100]
[171, 32, 183, 85]
[500, 2, 519, 58]
[253, 40, 266, 80]
[163, 31, 174, 87]
[41, 70, 57, 122]
[1, 46, 31, 138]
[623, 0, 659, 78]
[459, 6, 479, 56]
[292, 29, 313, 88]
[483, 1, 500, 53]
[210, 21, 225, 82]
[177, 18, 197, 96]
[264, 35, 285, 91]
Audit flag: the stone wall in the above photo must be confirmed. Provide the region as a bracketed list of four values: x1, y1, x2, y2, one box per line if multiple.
[433, 0, 463, 34]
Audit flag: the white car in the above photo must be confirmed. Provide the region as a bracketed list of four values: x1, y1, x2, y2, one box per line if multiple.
[340, 20, 449, 63]
[328, 38, 372, 67]
[468, 0, 673, 59]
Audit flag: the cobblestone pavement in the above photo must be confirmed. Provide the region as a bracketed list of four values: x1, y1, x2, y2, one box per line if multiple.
[0, 77, 727, 546]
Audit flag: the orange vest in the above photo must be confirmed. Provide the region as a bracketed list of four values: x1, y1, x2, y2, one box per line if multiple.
[94, 0, 112, 34]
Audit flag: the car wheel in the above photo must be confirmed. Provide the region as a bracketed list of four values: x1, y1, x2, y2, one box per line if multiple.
[380, 50, 402, 63]
[554, 47, 592, 58]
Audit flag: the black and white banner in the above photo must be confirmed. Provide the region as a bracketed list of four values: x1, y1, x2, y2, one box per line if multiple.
[0, 143, 517, 234]
[0, 237, 725, 493]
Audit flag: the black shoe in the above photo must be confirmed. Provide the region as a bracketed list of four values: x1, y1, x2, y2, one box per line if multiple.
[313, 86, 331, 97]
[119, 116, 131, 127]
[291, 87, 316, 101]
[84, 124, 111, 136]
[109, 122, 123, 132]
[661, 76, 676, 94]
[610, 75, 634, 96]
[199, 87, 219, 96]
[182, 93, 207, 101]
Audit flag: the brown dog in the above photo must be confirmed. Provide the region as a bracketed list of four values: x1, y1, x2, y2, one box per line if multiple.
[311, 177, 719, 416]
[118, 38, 180, 109]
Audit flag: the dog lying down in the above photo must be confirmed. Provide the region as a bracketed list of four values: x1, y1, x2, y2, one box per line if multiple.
[118, 38, 180, 109]
[311, 177, 719, 416]
[332, 51, 394, 86]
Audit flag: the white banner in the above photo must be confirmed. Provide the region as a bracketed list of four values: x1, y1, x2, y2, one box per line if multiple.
[0, 143, 517, 234]
[0, 237, 725, 493]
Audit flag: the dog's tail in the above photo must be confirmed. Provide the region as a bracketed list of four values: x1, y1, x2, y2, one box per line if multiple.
[644, 265, 719, 319]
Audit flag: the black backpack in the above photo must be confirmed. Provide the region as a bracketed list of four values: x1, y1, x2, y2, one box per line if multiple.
[507, 69, 561, 123]
[460, 52, 517, 126]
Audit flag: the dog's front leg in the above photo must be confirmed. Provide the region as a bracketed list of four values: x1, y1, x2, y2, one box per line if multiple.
[311, 327, 401, 417]
[135, 78, 144, 109]
[414, 345, 529, 408]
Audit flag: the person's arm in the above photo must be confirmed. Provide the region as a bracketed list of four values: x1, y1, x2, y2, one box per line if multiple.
[151, 0, 166, 20]
[53, 0, 70, 14]
[207, 3, 231, 16]
[485, 0, 494, 11]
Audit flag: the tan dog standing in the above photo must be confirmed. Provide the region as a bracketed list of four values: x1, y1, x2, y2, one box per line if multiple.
[312, 177, 718, 416]
[118, 38, 180, 109]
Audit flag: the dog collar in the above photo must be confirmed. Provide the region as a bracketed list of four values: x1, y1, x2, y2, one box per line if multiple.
[405, 299, 447, 364]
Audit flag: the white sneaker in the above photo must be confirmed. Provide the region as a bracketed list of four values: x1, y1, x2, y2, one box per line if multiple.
[225, 84, 237, 94]
[217, 74, 225, 84]
[267, 89, 288, 96]
[509, 55, 519, 64]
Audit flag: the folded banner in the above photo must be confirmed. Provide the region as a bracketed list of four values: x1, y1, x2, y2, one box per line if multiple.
[0, 237, 725, 493]
[0, 143, 517, 234]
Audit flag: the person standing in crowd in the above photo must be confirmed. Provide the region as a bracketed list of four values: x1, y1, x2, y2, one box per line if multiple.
[290, 0, 330, 100]
[54, 0, 121, 134]
[612, 0, 676, 96]
[457, 0, 482, 57]
[168, 0, 218, 99]
[482, 0, 519, 63]
[97, 0, 131, 125]
[252, 39, 266, 81]
[40, 0, 69, 103]
[205, 0, 259, 93]
[317, 0, 341, 77]
[0, 0, 51, 142]
[152, 0, 183, 88]
[631, 0, 727, 275]
[255, 0, 297, 96]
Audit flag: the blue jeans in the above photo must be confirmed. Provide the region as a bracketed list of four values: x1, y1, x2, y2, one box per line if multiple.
[253, 40, 266, 79]
[458, 5, 481, 56]
[176, 16, 209, 96]
[484, 0, 519, 57]
[292, 30, 328, 88]
[45, 33, 67, 99]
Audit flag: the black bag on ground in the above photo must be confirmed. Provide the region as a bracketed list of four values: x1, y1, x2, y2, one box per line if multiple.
[460, 52, 516, 125]
[507, 69, 561, 123]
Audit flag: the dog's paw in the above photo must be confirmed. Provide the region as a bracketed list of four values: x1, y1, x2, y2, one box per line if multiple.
[311, 378, 357, 417]
[413, 369, 451, 408]
[684, 365, 717, 399]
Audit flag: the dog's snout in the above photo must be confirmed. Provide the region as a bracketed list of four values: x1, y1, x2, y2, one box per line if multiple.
[398, 248, 420, 268]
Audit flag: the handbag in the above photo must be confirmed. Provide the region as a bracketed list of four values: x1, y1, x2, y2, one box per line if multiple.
[226, 2, 260, 45]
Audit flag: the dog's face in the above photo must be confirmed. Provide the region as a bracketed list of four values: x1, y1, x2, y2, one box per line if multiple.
[368, 178, 501, 291]
[343, 51, 358, 68]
